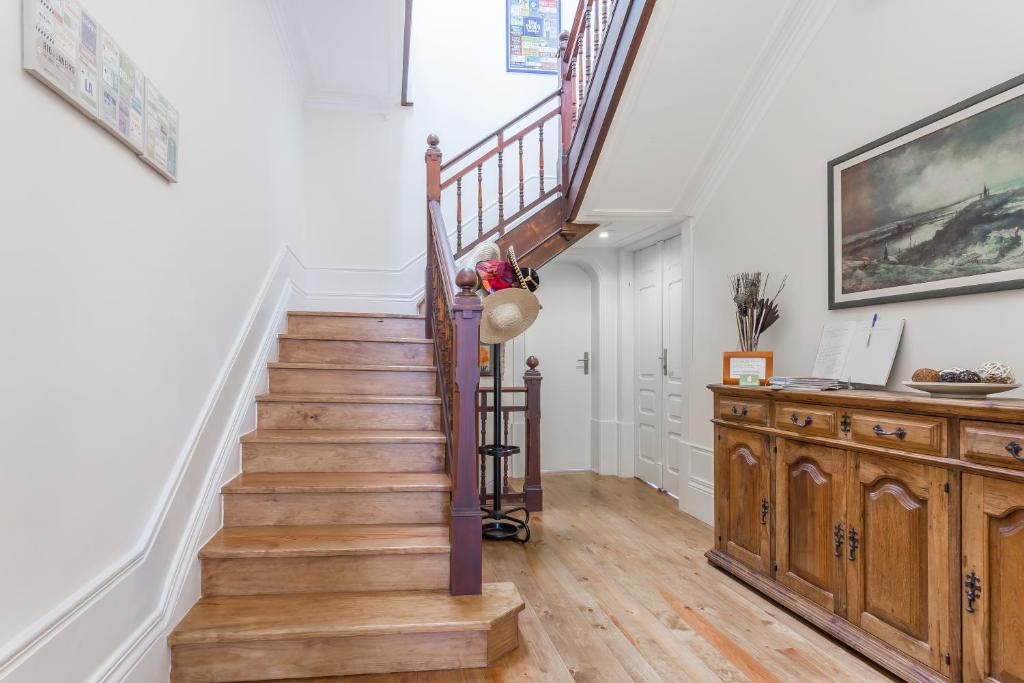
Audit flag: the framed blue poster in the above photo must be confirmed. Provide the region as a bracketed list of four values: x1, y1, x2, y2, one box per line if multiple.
[506, 0, 561, 75]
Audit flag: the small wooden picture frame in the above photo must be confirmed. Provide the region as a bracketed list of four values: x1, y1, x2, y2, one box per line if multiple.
[722, 351, 773, 386]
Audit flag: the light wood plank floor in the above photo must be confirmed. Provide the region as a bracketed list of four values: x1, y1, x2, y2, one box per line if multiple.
[276, 472, 894, 682]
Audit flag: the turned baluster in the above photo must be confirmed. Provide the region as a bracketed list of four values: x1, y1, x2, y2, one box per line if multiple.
[592, 0, 600, 57]
[476, 163, 483, 238]
[479, 391, 487, 493]
[577, 32, 584, 104]
[502, 409, 511, 492]
[601, 0, 608, 34]
[518, 138, 525, 211]
[424, 134, 441, 341]
[497, 132, 505, 230]
[456, 178, 463, 252]
[584, 5, 592, 85]
[538, 123, 545, 194]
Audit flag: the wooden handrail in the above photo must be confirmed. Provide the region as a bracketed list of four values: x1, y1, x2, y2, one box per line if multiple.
[441, 90, 561, 172]
[425, 135, 483, 596]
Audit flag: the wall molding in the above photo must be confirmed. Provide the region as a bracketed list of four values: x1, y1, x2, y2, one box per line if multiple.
[681, 0, 837, 217]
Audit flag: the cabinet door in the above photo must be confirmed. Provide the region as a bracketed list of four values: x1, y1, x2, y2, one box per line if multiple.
[775, 439, 846, 614]
[963, 474, 1024, 683]
[715, 426, 771, 574]
[846, 453, 953, 676]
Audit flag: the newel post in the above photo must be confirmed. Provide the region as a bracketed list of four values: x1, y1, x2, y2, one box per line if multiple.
[523, 356, 543, 512]
[450, 268, 483, 595]
[424, 134, 441, 339]
[558, 31, 573, 186]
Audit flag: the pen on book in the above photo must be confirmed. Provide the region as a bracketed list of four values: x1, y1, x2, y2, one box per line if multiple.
[866, 313, 878, 347]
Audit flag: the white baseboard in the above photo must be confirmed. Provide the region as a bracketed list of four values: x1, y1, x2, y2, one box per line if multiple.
[680, 442, 714, 525]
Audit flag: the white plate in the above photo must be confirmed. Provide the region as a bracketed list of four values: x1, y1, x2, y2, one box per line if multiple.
[902, 381, 1021, 399]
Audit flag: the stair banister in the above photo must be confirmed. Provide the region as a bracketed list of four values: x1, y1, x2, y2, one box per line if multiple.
[425, 134, 484, 595]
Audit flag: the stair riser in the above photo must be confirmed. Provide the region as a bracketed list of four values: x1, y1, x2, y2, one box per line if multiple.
[269, 367, 436, 395]
[201, 553, 449, 596]
[243, 442, 444, 473]
[258, 402, 440, 431]
[279, 338, 433, 366]
[171, 631, 486, 683]
[288, 315, 425, 338]
[223, 492, 449, 526]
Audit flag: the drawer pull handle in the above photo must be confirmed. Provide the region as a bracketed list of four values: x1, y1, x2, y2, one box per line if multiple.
[833, 522, 845, 558]
[965, 570, 982, 613]
[759, 498, 769, 525]
[790, 413, 814, 428]
[1006, 441, 1023, 460]
[847, 526, 859, 561]
[731, 404, 748, 417]
[872, 425, 907, 439]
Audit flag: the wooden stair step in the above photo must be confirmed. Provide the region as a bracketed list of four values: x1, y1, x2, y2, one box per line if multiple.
[200, 524, 450, 559]
[269, 362, 437, 397]
[222, 473, 450, 526]
[288, 311, 425, 338]
[169, 584, 525, 681]
[241, 429, 445, 474]
[222, 472, 451, 494]
[256, 394, 440, 431]
[199, 525, 450, 597]
[278, 335, 433, 366]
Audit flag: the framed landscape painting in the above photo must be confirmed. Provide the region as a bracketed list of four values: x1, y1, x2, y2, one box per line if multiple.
[828, 74, 1024, 309]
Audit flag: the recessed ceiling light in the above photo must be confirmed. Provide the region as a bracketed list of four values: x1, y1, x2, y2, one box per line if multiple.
[599, 231, 610, 238]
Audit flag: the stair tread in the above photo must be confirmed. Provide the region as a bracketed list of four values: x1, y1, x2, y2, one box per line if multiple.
[269, 362, 436, 372]
[169, 582, 523, 646]
[200, 524, 450, 559]
[222, 472, 451, 494]
[242, 429, 446, 444]
[256, 393, 441, 404]
[280, 334, 433, 344]
[289, 311, 425, 320]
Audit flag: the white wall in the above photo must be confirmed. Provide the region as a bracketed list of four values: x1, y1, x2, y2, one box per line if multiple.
[301, 0, 576, 302]
[0, 1, 305, 679]
[687, 0, 1024, 450]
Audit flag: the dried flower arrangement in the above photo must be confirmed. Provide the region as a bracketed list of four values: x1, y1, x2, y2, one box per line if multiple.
[728, 272, 788, 352]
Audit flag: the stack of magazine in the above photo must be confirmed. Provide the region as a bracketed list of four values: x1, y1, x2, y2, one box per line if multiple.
[768, 376, 846, 391]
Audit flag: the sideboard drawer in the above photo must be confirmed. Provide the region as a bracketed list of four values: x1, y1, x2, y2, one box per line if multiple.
[961, 420, 1024, 471]
[848, 410, 947, 455]
[717, 397, 769, 424]
[774, 402, 837, 437]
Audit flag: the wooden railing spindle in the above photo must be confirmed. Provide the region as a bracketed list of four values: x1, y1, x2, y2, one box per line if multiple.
[497, 132, 505, 230]
[584, 6, 592, 86]
[518, 138, 525, 211]
[456, 178, 463, 252]
[538, 123, 545, 194]
[592, 0, 600, 59]
[601, 0, 608, 34]
[477, 163, 484, 238]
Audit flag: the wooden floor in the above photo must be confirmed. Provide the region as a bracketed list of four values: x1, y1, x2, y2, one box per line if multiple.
[268, 472, 894, 682]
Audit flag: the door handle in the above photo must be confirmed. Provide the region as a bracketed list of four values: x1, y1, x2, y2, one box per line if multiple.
[577, 351, 589, 375]
[659, 348, 668, 376]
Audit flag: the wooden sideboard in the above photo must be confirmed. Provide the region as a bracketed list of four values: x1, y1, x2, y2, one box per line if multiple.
[708, 384, 1024, 683]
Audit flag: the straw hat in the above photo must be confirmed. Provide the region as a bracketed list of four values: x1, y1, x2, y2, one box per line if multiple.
[506, 246, 540, 291]
[480, 287, 541, 344]
[472, 240, 502, 263]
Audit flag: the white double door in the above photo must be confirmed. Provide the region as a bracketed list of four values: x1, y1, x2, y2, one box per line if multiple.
[634, 236, 684, 495]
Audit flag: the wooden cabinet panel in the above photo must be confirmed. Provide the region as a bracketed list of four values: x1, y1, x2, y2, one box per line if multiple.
[963, 475, 1024, 683]
[715, 427, 771, 574]
[846, 453, 953, 676]
[774, 402, 837, 437]
[848, 410, 947, 456]
[961, 421, 1024, 473]
[775, 439, 847, 614]
[717, 396, 769, 425]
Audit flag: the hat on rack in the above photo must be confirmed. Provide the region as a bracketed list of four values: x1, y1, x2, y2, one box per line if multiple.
[506, 246, 540, 292]
[472, 240, 502, 263]
[480, 287, 541, 344]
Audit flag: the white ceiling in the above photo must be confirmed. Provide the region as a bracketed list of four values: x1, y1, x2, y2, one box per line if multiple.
[574, 0, 835, 249]
[266, 0, 406, 111]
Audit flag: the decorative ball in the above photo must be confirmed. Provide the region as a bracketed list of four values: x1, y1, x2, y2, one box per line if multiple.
[955, 369, 982, 383]
[976, 361, 1015, 384]
[912, 368, 941, 382]
[939, 368, 966, 383]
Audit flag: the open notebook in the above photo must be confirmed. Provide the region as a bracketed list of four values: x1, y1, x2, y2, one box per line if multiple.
[811, 318, 905, 387]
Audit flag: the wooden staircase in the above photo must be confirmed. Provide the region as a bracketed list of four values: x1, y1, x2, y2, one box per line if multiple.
[168, 312, 524, 682]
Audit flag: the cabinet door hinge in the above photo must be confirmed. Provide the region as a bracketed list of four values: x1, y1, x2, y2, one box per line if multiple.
[943, 482, 951, 493]
[944, 653, 951, 666]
